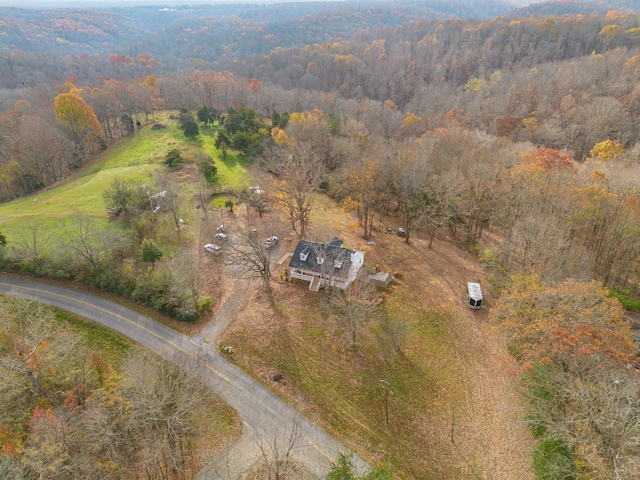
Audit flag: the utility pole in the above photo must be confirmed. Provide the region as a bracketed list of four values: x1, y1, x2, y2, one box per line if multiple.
[451, 401, 457, 444]
[380, 379, 390, 425]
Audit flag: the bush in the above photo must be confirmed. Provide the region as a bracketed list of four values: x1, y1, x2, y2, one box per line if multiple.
[164, 148, 183, 168]
[184, 120, 199, 138]
[608, 289, 640, 311]
[533, 434, 575, 480]
[159, 305, 198, 323]
[197, 153, 218, 182]
[197, 296, 212, 314]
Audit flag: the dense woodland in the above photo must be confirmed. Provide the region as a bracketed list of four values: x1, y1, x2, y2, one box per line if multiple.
[2, 0, 640, 478]
[0, 296, 232, 479]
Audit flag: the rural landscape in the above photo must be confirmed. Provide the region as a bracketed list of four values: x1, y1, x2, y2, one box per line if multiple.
[1, 0, 640, 478]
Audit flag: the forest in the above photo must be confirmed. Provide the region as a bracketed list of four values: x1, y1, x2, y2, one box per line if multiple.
[1, 0, 640, 478]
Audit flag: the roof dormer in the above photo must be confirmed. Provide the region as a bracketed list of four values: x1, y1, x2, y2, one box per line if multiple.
[299, 248, 310, 262]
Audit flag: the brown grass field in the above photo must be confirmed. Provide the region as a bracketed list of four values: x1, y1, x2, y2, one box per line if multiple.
[205, 195, 535, 479]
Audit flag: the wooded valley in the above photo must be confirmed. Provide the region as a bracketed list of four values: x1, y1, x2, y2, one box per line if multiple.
[1, 0, 640, 478]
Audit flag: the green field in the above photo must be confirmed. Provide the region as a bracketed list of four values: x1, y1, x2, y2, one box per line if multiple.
[0, 114, 249, 243]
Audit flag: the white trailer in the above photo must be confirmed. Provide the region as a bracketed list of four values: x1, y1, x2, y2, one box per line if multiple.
[466, 282, 483, 310]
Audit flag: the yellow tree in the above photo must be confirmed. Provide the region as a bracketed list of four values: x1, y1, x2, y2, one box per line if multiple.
[402, 111, 425, 136]
[587, 139, 625, 163]
[54, 93, 103, 154]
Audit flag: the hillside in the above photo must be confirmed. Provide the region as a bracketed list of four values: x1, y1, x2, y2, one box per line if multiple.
[1, 1, 640, 478]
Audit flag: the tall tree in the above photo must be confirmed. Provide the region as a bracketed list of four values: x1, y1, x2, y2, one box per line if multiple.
[341, 157, 381, 240]
[54, 93, 103, 154]
[391, 144, 428, 244]
[331, 273, 381, 348]
[140, 239, 162, 269]
[103, 178, 146, 214]
[265, 143, 323, 238]
[12, 221, 51, 272]
[224, 216, 278, 300]
[14, 115, 70, 186]
[0, 296, 78, 400]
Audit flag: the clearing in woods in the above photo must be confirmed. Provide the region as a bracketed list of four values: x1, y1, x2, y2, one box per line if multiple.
[207, 195, 535, 479]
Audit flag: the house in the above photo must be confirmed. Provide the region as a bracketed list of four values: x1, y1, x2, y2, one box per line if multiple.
[288, 237, 364, 292]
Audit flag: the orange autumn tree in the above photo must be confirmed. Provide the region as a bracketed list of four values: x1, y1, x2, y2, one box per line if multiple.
[521, 147, 577, 173]
[491, 277, 640, 478]
[54, 93, 103, 155]
[492, 277, 633, 370]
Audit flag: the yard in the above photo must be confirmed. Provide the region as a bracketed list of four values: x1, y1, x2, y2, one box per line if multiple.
[207, 194, 535, 478]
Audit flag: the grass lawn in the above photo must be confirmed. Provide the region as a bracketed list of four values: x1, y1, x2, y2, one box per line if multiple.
[0, 114, 248, 250]
[54, 307, 133, 365]
[218, 195, 534, 479]
[199, 124, 250, 190]
[221, 281, 462, 478]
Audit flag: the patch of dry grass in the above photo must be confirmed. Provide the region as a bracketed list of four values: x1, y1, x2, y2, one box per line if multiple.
[218, 193, 535, 479]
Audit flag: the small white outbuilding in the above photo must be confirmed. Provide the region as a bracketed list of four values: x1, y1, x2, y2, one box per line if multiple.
[466, 282, 483, 310]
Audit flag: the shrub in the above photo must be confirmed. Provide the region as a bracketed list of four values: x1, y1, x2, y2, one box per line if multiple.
[608, 289, 640, 311]
[164, 148, 183, 168]
[197, 296, 212, 314]
[184, 120, 199, 138]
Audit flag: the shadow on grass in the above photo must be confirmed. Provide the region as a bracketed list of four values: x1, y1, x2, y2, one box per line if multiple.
[201, 125, 224, 138]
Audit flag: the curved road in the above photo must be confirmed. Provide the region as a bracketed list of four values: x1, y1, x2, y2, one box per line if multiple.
[0, 275, 368, 478]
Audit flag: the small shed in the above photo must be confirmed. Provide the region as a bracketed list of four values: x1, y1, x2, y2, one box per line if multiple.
[466, 282, 483, 310]
[367, 271, 393, 287]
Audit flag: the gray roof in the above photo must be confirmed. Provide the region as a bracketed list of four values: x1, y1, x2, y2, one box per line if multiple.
[325, 237, 344, 247]
[288, 239, 354, 279]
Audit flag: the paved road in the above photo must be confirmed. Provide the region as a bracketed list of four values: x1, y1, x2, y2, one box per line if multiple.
[0, 275, 368, 478]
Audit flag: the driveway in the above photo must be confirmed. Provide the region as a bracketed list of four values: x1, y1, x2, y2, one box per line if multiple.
[0, 275, 368, 478]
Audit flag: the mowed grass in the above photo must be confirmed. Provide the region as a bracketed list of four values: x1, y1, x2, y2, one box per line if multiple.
[0, 113, 250, 243]
[54, 308, 133, 365]
[199, 124, 250, 190]
[221, 283, 462, 478]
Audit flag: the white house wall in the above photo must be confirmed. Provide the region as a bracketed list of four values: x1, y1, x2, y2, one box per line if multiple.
[348, 251, 365, 282]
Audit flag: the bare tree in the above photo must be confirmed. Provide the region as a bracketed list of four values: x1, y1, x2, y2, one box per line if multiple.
[331, 272, 381, 348]
[380, 316, 412, 357]
[124, 351, 212, 478]
[62, 213, 133, 275]
[340, 157, 383, 240]
[390, 143, 429, 244]
[155, 171, 184, 235]
[11, 220, 51, 272]
[167, 250, 201, 318]
[0, 294, 78, 400]
[224, 214, 278, 300]
[251, 417, 307, 480]
[196, 176, 211, 221]
[263, 143, 323, 238]
[14, 115, 70, 186]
